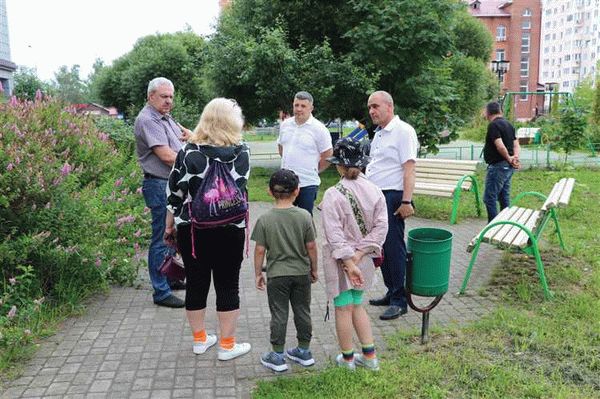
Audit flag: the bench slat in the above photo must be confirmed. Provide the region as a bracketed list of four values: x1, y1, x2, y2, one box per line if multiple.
[500, 208, 537, 247]
[490, 207, 529, 245]
[414, 188, 453, 197]
[482, 206, 519, 242]
[558, 178, 575, 207]
[542, 179, 567, 210]
[417, 159, 479, 169]
[511, 210, 542, 248]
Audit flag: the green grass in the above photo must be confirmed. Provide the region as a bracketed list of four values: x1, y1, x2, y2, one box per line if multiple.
[248, 167, 340, 203]
[252, 167, 600, 398]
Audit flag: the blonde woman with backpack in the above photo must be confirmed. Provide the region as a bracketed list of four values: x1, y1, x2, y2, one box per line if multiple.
[165, 98, 251, 361]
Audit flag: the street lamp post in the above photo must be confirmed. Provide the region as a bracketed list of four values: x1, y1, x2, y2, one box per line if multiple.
[490, 60, 510, 83]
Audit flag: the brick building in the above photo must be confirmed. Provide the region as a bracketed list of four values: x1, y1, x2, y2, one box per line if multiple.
[469, 0, 544, 120]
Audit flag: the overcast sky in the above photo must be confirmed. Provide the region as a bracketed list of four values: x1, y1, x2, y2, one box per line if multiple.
[6, 0, 220, 81]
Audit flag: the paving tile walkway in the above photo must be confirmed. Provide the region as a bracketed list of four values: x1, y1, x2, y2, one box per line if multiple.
[1, 202, 501, 399]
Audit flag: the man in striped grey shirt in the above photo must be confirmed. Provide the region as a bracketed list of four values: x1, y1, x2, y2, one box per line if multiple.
[135, 77, 190, 308]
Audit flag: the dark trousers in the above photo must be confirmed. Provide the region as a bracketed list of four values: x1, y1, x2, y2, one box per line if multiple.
[177, 224, 244, 312]
[294, 185, 318, 215]
[267, 275, 312, 352]
[484, 160, 515, 222]
[381, 190, 407, 309]
[142, 178, 171, 302]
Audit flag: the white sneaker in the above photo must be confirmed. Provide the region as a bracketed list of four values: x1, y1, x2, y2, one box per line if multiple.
[354, 353, 380, 371]
[335, 354, 356, 370]
[217, 342, 251, 361]
[192, 334, 217, 354]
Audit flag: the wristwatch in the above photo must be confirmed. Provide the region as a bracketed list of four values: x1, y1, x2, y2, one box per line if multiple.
[401, 200, 412, 205]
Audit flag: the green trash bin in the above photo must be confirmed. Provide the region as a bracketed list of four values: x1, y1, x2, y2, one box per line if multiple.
[407, 228, 453, 297]
[533, 130, 542, 144]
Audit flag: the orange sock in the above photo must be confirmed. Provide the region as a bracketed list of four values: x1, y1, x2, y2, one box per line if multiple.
[193, 330, 207, 343]
[220, 336, 235, 350]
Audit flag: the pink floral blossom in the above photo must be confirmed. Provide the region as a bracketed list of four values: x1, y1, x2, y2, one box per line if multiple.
[95, 258, 102, 267]
[6, 163, 14, 171]
[35, 89, 43, 102]
[60, 162, 72, 176]
[136, 187, 143, 195]
[114, 178, 123, 187]
[9, 96, 18, 107]
[116, 215, 135, 227]
[7, 306, 16, 318]
[134, 229, 142, 238]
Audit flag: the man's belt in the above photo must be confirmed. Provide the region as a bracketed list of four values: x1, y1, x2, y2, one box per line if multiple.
[144, 172, 168, 180]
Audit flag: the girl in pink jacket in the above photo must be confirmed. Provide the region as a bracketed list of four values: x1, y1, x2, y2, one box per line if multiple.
[320, 137, 388, 370]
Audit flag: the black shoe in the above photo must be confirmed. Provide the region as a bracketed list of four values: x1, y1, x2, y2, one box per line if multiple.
[154, 295, 185, 308]
[379, 305, 407, 320]
[169, 280, 186, 290]
[369, 296, 391, 306]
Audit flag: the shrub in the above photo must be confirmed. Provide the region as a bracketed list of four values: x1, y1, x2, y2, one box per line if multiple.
[0, 97, 148, 371]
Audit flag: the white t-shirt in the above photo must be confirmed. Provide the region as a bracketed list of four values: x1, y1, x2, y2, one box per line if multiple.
[366, 116, 419, 191]
[277, 116, 332, 187]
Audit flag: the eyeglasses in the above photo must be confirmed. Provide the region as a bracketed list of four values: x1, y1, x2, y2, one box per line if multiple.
[228, 98, 238, 108]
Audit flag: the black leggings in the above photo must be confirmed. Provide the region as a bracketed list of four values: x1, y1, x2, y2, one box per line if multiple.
[177, 224, 244, 312]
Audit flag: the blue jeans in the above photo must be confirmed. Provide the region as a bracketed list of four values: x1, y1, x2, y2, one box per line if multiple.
[142, 178, 172, 302]
[294, 185, 318, 215]
[381, 190, 407, 309]
[484, 160, 515, 222]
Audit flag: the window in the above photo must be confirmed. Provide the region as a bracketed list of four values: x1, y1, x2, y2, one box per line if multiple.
[520, 56, 529, 77]
[544, 34, 551, 40]
[496, 25, 506, 41]
[522, 19, 531, 29]
[520, 80, 529, 99]
[521, 33, 531, 53]
[523, 8, 532, 17]
[565, 54, 571, 61]
[563, 81, 569, 88]
[496, 49, 506, 61]
[567, 14, 573, 21]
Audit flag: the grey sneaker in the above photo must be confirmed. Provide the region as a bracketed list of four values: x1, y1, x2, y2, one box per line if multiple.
[285, 347, 315, 367]
[261, 351, 288, 372]
[354, 353, 380, 371]
[335, 354, 355, 370]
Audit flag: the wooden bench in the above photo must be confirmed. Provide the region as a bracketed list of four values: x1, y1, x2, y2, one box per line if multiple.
[414, 158, 481, 224]
[459, 178, 576, 299]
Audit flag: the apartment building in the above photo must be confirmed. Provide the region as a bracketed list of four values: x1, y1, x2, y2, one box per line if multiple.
[469, 0, 544, 120]
[539, 0, 600, 92]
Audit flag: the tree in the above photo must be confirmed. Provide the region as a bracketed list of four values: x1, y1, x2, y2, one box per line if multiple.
[13, 66, 53, 101]
[210, 0, 494, 152]
[52, 65, 88, 104]
[592, 71, 600, 125]
[93, 31, 207, 126]
[557, 108, 587, 164]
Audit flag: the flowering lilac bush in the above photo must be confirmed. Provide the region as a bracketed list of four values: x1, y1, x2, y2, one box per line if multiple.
[0, 97, 149, 370]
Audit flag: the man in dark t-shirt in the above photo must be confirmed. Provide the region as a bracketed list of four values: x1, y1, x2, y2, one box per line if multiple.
[482, 102, 521, 222]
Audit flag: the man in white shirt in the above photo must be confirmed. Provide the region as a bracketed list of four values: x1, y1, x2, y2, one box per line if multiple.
[277, 91, 333, 214]
[365, 91, 419, 320]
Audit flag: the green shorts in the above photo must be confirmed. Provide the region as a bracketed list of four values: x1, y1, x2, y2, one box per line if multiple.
[333, 289, 364, 307]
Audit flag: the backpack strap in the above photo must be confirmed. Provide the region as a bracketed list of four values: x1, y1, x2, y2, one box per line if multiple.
[335, 181, 368, 236]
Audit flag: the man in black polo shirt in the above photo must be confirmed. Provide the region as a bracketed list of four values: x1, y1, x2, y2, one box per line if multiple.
[483, 101, 521, 222]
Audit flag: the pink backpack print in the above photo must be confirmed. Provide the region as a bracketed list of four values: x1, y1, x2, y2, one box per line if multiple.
[190, 160, 248, 229]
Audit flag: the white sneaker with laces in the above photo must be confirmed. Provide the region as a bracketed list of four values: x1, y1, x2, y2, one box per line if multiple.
[217, 342, 251, 361]
[192, 334, 217, 355]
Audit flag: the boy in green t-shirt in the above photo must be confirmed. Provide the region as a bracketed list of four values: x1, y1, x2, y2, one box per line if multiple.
[251, 169, 318, 372]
